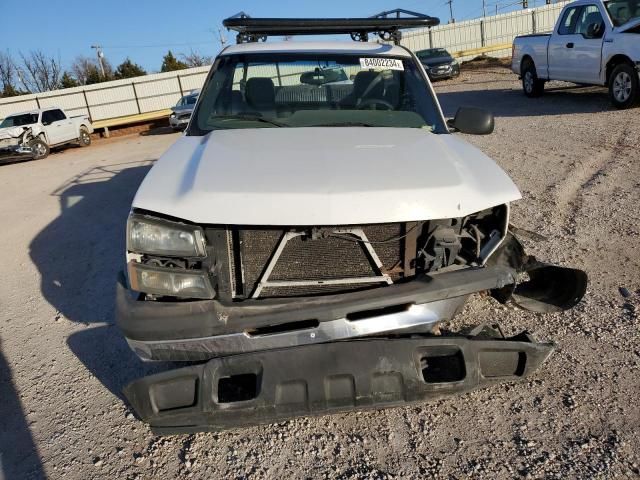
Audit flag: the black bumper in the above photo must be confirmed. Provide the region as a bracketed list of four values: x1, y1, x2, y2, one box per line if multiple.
[117, 266, 518, 359]
[0, 145, 34, 162]
[124, 329, 553, 435]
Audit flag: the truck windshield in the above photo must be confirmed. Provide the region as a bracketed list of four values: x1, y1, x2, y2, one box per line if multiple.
[605, 0, 640, 26]
[0, 113, 38, 128]
[189, 53, 446, 134]
[416, 48, 451, 60]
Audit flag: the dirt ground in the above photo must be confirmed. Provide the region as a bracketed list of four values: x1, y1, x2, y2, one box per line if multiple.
[1, 66, 639, 479]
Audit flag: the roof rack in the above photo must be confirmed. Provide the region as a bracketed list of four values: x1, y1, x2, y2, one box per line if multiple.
[223, 11, 439, 45]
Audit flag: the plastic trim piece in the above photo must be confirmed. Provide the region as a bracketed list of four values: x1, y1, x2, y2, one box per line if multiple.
[124, 332, 553, 435]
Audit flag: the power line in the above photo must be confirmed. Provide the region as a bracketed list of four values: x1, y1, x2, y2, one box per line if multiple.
[99, 40, 214, 50]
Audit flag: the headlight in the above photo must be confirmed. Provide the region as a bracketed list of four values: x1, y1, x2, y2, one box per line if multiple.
[128, 262, 214, 299]
[127, 214, 206, 257]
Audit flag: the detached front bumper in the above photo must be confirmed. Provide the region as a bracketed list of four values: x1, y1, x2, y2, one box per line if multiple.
[117, 266, 518, 361]
[124, 329, 554, 435]
[0, 144, 34, 161]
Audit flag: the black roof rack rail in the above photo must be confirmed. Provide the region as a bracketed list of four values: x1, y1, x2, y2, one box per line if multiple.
[223, 11, 439, 45]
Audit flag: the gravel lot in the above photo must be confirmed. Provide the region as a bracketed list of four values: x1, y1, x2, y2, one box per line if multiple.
[1, 65, 639, 479]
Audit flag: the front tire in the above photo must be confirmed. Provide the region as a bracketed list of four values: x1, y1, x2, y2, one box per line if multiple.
[29, 138, 49, 160]
[609, 63, 638, 109]
[522, 60, 545, 98]
[78, 127, 92, 147]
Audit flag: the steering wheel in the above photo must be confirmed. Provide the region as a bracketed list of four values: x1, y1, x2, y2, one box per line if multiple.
[356, 98, 394, 110]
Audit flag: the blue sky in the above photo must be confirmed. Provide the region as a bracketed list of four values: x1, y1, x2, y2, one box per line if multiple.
[2, 0, 531, 72]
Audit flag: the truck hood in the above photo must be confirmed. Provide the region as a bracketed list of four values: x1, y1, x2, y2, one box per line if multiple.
[0, 126, 30, 140]
[617, 17, 640, 32]
[133, 128, 521, 225]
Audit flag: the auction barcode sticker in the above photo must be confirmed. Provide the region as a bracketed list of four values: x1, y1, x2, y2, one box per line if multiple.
[359, 58, 404, 71]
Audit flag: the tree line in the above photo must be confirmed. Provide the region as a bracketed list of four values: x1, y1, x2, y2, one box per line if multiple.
[0, 49, 212, 98]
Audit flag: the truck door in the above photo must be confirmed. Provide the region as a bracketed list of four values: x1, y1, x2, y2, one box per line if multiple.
[572, 5, 605, 84]
[42, 109, 75, 145]
[41, 110, 63, 145]
[548, 5, 583, 81]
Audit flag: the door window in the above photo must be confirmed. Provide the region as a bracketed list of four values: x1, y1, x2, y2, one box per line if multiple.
[41, 110, 57, 125]
[51, 109, 67, 121]
[558, 7, 581, 34]
[575, 5, 604, 36]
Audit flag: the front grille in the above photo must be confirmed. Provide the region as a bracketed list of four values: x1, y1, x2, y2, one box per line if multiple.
[228, 224, 406, 299]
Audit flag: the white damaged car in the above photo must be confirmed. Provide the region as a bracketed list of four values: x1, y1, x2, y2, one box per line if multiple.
[117, 19, 587, 434]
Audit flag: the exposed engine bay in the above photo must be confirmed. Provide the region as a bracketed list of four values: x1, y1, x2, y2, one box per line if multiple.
[129, 205, 511, 302]
[0, 126, 36, 160]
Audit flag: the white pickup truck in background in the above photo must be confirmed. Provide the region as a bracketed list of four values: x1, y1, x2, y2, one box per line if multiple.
[512, 0, 640, 108]
[0, 107, 93, 160]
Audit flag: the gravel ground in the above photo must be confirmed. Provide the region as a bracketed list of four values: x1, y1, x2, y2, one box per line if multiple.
[1, 66, 639, 479]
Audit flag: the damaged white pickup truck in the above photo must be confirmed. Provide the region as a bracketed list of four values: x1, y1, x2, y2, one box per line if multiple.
[0, 107, 92, 161]
[118, 14, 587, 434]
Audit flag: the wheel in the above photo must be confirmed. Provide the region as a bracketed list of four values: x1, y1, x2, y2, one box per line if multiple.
[609, 63, 638, 109]
[521, 60, 544, 98]
[78, 127, 92, 146]
[29, 138, 49, 160]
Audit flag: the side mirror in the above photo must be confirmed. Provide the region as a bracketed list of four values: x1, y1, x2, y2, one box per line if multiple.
[585, 22, 603, 39]
[42, 121, 51, 126]
[447, 107, 494, 135]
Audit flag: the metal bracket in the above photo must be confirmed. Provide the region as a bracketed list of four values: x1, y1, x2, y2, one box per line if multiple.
[236, 33, 267, 44]
[251, 228, 393, 299]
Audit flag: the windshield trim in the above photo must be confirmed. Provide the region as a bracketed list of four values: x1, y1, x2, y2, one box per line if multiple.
[187, 51, 448, 136]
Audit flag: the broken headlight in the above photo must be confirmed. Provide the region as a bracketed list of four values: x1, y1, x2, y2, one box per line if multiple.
[127, 214, 206, 258]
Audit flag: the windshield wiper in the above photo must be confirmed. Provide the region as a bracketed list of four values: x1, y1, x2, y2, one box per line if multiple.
[210, 114, 288, 128]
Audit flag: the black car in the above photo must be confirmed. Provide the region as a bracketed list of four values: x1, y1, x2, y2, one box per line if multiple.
[416, 48, 460, 80]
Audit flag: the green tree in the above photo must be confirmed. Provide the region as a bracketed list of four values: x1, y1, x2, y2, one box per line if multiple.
[114, 58, 147, 79]
[84, 65, 104, 85]
[1, 84, 20, 97]
[160, 50, 188, 72]
[60, 71, 78, 88]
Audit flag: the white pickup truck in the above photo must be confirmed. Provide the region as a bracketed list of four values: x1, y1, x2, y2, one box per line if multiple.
[512, 0, 640, 108]
[116, 14, 587, 434]
[0, 107, 93, 160]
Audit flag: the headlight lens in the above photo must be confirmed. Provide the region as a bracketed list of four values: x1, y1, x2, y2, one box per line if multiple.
[128, 262, 214, 299]
[127, 214, 206, 257]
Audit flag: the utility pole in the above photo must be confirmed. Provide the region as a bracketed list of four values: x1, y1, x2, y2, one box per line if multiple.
[482, 0, 487, 17]
[217, 28, 227, 46]
[446, 0, 455, 23]
[90, 45, 106, 78]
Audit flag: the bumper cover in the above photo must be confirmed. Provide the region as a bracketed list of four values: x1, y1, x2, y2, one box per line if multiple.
[0, 144, 34, 161]
[124, 329, 554, 435]
[117, 266, 518, 361]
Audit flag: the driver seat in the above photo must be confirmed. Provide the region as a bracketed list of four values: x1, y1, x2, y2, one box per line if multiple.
[340, 71, 385, 108]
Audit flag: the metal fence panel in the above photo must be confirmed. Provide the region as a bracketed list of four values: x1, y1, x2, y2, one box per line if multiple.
[402, 1, 569, 60]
